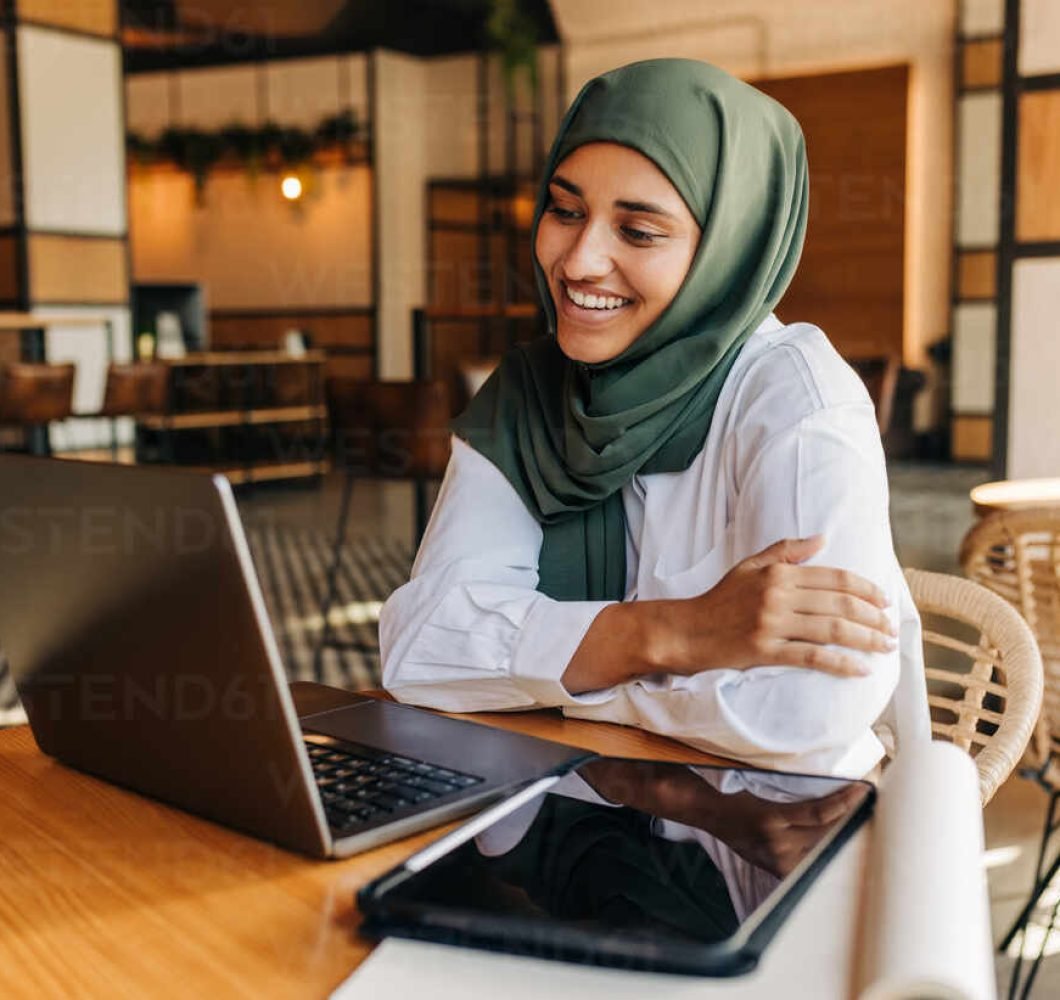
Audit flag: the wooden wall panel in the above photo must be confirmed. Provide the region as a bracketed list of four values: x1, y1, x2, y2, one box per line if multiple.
[209, 310, 374, 352]
[0, 233, 21, 302]
[0, 38, 16, 227]
[17, 0, 117, 37]
[1017, 90, 1060, 243]
[209, 309, 374, 381]
[28, 234, 127, 303]
[754, 65, 907, 360]
[962, 39, 1003, 89]
[958, 250, 997, 300]
[952, 415, 993, 462]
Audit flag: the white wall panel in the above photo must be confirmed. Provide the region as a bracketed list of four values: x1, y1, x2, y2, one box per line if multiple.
[1007, 258, 1060, 478]
[125, 73, 172, 137]
[961, 0, 1005, 36]
[957, 92, 1002, 247]
[951, 302, 996, 412]
[375, 50, 426, 379]
[178, 64, 259, 128]
[267, 55, 349, 129]
[18, 26, 125, 235]
[424, 55, 479, 178]
[1020, 0, 1060, 75]
[39, 305, 132, 450]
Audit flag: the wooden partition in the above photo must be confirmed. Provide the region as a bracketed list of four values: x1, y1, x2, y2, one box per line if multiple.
[754, 65, 908, 361]
[209, 308, 375, 380]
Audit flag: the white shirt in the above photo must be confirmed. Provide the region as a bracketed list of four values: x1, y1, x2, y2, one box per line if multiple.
[380, 315, 929, 777]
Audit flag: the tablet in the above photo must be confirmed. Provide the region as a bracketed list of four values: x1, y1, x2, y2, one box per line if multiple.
[358, 757, 874, 977]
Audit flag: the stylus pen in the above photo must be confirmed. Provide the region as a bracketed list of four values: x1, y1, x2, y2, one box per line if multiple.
[402, 775, 562, 873]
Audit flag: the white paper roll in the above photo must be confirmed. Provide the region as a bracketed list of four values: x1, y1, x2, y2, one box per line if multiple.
[859, 741, 996, 1000]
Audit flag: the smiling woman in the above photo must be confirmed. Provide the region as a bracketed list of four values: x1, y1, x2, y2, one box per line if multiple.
[538, 144, 701, 364]
[379, 58, 927, 778]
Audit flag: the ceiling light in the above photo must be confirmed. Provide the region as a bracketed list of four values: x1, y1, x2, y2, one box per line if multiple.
[281, 174, 303, 201]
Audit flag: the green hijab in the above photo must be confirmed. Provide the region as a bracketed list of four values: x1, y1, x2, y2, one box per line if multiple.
[452, 58, 808, 602]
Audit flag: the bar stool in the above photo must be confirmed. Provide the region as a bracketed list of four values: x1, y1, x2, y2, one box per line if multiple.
[0, 362, 76, 455]
[92, 362, 170, 458]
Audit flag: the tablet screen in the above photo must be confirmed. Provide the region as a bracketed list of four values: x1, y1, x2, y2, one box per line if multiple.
[360, 758, 873, 974]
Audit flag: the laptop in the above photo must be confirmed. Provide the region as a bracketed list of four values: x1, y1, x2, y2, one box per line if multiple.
[0, 455, 589, 858]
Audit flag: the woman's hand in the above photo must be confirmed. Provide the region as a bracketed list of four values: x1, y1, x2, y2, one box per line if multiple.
[655, 534, 896, 678]
[562, 534, 895, 694]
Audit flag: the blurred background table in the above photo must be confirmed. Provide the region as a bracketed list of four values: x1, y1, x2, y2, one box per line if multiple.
[971, 477, 1060, 516]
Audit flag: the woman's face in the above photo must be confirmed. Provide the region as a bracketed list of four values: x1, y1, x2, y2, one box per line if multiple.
[535, 142, 701, 364]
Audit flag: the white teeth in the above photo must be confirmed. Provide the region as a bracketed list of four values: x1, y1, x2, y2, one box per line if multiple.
[564, 284, 630, 310]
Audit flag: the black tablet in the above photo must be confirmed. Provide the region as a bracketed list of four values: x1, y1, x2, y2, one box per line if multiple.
[358, 757, 874, 977]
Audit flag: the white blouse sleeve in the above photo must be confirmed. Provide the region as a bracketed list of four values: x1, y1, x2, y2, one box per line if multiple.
[379, 435, 616, 712]
[566, 398, 902, 777]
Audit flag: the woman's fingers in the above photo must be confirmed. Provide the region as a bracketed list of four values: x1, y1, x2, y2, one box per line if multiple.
[759, 640, 870, 677]
[783, 612, 896, 655]
[785, 564, 890, 608]
[790, 590, 897, 637]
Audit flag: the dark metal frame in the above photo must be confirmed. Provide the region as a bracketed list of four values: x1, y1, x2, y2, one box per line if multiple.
[1002, 779, 1060, 999]
[991, 0, 1021, 479]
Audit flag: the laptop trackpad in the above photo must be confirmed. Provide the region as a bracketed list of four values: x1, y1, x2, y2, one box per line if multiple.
[302, 699, 581, 785]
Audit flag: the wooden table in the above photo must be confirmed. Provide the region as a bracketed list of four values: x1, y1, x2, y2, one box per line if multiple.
[970, 476, 1060, 516]
[0, 711, 725, 999]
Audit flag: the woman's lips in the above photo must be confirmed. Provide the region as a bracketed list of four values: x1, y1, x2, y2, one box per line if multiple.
[555, 281, 633, 325]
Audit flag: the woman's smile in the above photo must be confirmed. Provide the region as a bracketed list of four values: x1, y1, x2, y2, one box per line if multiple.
[535, 141, 701, 364]
[558, 280, 635, 324]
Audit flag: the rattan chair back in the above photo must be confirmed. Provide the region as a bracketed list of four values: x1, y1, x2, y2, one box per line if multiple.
[960, 507, 1060, 780]
[904, 567, 1043, 804]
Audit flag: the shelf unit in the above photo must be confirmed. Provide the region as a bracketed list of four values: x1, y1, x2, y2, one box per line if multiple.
[135, 351, 328, 484]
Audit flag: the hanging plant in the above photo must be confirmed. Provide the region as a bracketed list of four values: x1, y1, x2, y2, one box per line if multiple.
[157, 127, 224, 201]
[126, 131, 156, 166]
[127, 108, 362, 200]
[315, 110, 359, 164]
[486, 0, 539, 100]
[219, 123, 265, 176]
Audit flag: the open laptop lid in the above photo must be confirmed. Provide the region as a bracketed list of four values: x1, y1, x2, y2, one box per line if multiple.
[0, 455, 330, 856]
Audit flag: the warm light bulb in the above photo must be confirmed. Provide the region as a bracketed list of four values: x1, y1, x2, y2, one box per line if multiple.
[281, 175, 303, 200]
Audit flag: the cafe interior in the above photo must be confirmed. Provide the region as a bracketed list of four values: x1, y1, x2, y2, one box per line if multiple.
[0, 0, 1059, 996]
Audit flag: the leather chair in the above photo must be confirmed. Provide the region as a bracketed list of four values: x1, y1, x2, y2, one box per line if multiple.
[0, 362, 76, 455]
[314, 378, 451, 677]
[97, 362, 169, 418]
[92, 362, 170, 458]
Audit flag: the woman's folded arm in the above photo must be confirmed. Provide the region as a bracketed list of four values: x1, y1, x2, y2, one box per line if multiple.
[380, 435, 616, 712]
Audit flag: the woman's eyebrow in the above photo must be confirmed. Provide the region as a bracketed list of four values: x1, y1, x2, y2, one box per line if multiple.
[614, 199, 676, 219]
[548, 176, 676, 219]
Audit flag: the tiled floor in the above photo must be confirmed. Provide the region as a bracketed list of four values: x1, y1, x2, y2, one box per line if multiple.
[241, 461, 1059, 996]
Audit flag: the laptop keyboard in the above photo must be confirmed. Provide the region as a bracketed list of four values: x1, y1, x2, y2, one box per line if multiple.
[304, 740, 485, 835]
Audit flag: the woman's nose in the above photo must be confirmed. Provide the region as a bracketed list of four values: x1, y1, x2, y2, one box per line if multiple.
[561, 221, 611, 280]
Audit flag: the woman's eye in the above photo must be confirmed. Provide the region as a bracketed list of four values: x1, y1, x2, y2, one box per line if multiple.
[622, 226, 663, 244]
[546, 203, 581, 221]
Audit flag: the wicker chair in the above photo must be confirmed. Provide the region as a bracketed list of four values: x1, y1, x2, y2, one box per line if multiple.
[904, 567, 1042, 805]
[959, 509, 1060, 967]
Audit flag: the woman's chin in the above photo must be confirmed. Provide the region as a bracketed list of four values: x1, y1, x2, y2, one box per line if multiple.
[557, 326, 635, 364]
